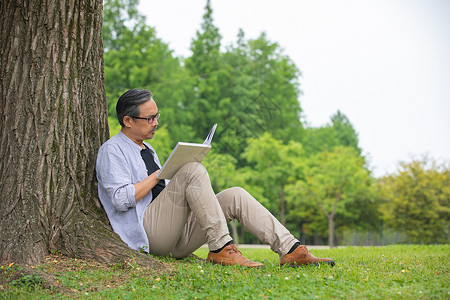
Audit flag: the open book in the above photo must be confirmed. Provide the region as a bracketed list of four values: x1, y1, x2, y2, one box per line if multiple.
[157, 124, 217, 180]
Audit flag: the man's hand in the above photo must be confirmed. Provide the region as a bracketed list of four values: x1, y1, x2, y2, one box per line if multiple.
[134, 170, 161, 202]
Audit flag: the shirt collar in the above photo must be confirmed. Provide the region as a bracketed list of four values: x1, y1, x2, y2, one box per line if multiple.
[118, 131, 145, 151]
[117, 131, 154, 154]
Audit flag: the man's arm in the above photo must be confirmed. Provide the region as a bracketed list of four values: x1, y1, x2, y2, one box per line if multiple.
[97, 144, 141, 211]
[134, 170, 160, 202]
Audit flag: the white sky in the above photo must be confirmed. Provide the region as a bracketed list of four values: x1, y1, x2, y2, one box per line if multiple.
[138, 0, 450, 177]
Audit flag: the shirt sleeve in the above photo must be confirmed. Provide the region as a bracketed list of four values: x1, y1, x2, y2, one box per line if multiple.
[97, 144, 136, 212]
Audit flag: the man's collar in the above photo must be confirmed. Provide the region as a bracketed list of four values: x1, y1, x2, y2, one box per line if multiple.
[118, 131, 145, 151]
[118, 131, 154, 154]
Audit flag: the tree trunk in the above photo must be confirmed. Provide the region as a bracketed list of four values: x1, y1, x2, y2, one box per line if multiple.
[280, 183, 285, 225]
[328, 214, 335, 248]
[0, 0, 162, 269]
[229, 220, 239, 245]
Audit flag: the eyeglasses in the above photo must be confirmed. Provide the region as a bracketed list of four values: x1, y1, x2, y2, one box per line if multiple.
[132, 111, 160, 124]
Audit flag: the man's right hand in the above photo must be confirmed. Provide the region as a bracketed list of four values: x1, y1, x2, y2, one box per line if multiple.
[134, 170, 160, 202]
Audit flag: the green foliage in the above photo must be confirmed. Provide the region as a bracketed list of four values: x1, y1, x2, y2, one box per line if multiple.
[242, 132, 305, 222]
[102, 0, 144, 52]
[303, 110, 361, 155]
[330, 110, 361, 153]
[245, 33, 304, 142]
[217, 31, 304, 160]
[185, 5, 304, 160]
[202, 150, 239, 192]
[379, 156, 450, 244]
[184, 0, 228, 140]
[289, 146, 374, 246]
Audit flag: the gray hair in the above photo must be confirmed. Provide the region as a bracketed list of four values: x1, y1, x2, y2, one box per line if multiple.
[116, 89, 153, 127]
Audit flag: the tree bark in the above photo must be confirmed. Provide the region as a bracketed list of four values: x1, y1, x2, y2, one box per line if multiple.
[0, 0, 162, 269]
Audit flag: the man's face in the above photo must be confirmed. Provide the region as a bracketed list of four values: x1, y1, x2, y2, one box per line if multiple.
[128, 99, 159, 141]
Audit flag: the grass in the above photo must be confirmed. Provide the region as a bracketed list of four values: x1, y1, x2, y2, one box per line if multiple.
[0, 245, 448, 299]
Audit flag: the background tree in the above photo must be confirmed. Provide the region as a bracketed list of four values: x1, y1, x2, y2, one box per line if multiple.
[242, 133, 305, 225]
[303, 110, 361, 155]
[102, 0, 144, 52]
[221, 31, 304, 157]
[292, 146, 372, 247]
[0, 0, 162, 268]
[330, 111, 361, 153]
[245, 33, 304, 143]
[184, 0, 228, 139]
[184, 3, 304, 162]
[379, 156, 450, 244]
[215, 29, 260, 159]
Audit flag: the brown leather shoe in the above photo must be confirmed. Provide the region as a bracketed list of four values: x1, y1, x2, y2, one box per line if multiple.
[280, 245, 335, 267]
[207, 244, 264, 268]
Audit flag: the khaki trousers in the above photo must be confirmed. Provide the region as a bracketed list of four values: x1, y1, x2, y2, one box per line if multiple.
[143, 162, 297, 258]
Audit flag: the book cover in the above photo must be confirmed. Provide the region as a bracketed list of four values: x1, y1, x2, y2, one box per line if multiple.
[157, 124, 217, 180]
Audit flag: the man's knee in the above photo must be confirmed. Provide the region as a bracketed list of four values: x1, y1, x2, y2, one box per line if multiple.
[177, 162, 208, 178]
[218, 187, 253, 210]
[221, 187, 250, 200]
[229, 186, 248, 196]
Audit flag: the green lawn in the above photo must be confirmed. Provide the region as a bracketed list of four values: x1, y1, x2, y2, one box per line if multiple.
[1, 245, 448, 299]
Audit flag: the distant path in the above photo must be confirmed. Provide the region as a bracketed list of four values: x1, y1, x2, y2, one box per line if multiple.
[200, 244, 333, 250]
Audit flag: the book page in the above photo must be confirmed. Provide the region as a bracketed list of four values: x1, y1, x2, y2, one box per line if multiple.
[203, 123, 217, 145]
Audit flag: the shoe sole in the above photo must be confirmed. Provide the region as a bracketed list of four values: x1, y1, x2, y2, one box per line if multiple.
[208, 260, 264, 268]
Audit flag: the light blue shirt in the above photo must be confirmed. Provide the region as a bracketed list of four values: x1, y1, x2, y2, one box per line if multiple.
[96, 131, 164, 252]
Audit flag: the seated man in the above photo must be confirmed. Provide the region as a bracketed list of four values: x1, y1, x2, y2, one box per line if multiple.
[96, 88, 335, 268]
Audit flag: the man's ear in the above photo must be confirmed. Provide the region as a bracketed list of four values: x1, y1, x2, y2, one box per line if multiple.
[122, 116, 134, 128]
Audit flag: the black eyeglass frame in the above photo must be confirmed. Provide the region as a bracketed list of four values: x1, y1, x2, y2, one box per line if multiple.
[132, 111, 160, 124]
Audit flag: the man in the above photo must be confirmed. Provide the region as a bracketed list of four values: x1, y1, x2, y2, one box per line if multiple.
[96, 89, 335, 268]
